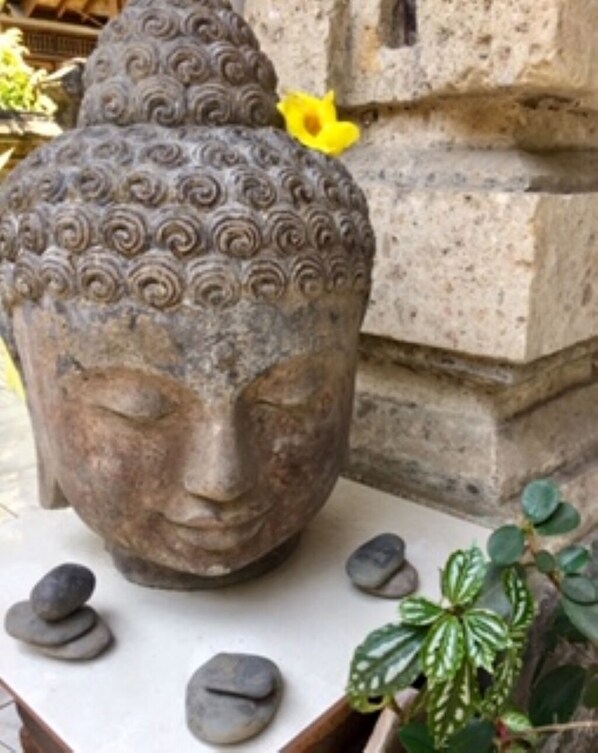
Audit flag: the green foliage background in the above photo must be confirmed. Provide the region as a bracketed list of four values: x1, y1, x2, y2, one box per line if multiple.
[0, 28, 55, 114]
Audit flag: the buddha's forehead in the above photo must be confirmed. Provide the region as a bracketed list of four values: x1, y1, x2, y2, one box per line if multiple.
[15, 296, 360, 391]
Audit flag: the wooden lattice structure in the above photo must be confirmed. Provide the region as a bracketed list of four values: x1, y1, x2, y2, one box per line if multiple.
[0, 1, 127, 70]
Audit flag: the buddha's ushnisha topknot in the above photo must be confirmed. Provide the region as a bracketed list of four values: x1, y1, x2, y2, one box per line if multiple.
[79, 0, 280, 129]
[0, 0, 374, 321]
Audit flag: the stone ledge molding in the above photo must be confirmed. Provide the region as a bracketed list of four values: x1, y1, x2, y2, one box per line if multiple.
[349, 345, 598, 537]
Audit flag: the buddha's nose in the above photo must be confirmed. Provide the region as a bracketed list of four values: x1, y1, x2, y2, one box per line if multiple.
[182, 407, 254, 504]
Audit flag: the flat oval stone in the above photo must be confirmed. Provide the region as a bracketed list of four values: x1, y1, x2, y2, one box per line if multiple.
[362, 561, 419, 600]
[201, 653, 278, 700]
[34, 618, 113, 661]
[4, 602, 96, 646]
[346, 533, 406, 589]
[30, 563, 96, 621]
[186, 654, 283, 745]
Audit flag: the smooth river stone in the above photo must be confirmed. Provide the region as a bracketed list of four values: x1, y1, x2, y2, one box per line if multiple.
[346, 534, 406, 589]
[30, 563, 96, 621]
[186, 654, 283, 745]
[362, 561, 419, 600]
[4, 602, 96, 646]
[34, 618, 113, 661]
[202, 653, 278, 700]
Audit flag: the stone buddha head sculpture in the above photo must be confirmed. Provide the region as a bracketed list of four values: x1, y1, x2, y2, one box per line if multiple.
[0, 0, 375, 588]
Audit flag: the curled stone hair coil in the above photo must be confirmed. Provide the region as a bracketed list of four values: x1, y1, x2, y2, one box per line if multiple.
[244, 259, 287, 303]
[19, 210, 48, 255]
[40, 249, 76, 300]
[0, 0, 374, 316]
[129, 253, 184, 310]
[0, 218, 17, 262]
[102, 206, 149, 258]
[154, 208, 206, 259]
[54, 207, 96, 255]
[78, 252, 124, 304]
[14, 254, 42, 302]
[189, 257, 241, 310]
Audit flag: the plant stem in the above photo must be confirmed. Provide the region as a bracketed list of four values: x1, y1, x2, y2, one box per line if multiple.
[527, 720, 598, 735]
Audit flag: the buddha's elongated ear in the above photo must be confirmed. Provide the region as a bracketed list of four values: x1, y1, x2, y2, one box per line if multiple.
[0, 304, 20, 372]
[36, 453, 70, 510]
[33, 425, 70, 509]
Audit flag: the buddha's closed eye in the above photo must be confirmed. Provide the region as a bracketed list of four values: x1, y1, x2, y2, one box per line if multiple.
[76, 374, 178, 424]
[249, 360, 327, 410]
[94, 389, 177, 423]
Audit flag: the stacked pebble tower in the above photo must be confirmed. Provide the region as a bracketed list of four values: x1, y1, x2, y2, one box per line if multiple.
[4, 563, 113, 660]
[346, 533, 419, 599]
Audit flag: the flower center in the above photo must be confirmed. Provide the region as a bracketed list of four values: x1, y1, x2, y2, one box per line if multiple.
[304, 111, 322, 137]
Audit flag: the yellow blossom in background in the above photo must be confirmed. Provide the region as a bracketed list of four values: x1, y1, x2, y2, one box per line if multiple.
[277, 90, 360, 157]
[0, 338, 24, 400]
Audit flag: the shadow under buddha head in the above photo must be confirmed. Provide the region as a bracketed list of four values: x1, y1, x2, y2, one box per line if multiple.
[0, 0, 375, 583]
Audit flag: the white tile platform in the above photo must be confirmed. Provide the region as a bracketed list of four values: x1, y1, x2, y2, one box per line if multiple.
[0, 383, 490, 753]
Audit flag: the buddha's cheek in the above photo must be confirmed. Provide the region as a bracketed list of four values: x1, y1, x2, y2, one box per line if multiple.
[251, 394, 350, 504]
[56, 412, 179, 534]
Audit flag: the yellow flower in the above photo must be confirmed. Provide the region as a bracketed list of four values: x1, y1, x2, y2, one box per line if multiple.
[277, 90, 360, 157]
[1, 338, 24, 400]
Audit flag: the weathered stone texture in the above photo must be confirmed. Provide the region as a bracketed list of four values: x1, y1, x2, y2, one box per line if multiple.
[248, 0, 598, 107]
[245, 0, 348, 96]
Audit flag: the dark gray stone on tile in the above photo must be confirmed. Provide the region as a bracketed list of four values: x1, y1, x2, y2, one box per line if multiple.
[361, 561, 419, 599]
[4, 601, 96, 646]
[201, 653, 279, 700]
[186, 654, 283, 744]
[346, 533, 406, 588]
[30, 563, 95, 621]
[34, 618, 113, 661]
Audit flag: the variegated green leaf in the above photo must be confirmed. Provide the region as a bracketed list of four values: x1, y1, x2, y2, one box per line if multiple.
[481, 647, 523, 716]
[464, 609, 511, 650]
[503, 568, 534, 640]
[501, 710, 533, 734]
[428, 660, 478, 747]
[462, 609, 510, 672]
[400, 597, 445, 626]
[441, 546, 487, 606]
[347, 623, 426, 707]
[422, 614, 465, 681]
[463, 622, 496, 673]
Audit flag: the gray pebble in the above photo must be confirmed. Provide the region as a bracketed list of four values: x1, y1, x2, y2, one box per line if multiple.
[30, 563, 95, 622]
[186, 654, 283, 745]
[346, 533, 406, 588]
[202, 653, 278, 700]
[361, 561, 419, 599]
[34, 618, 113, 661]
[4, 601, 96, 646]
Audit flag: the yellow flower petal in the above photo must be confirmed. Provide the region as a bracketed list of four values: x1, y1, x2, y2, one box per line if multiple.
[278, 90, 360, 157]
[316, 121, 361, 157]
[1, 338, 24, 400]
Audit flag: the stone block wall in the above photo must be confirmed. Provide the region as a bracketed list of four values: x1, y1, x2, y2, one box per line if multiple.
[246, 0, 598, 534]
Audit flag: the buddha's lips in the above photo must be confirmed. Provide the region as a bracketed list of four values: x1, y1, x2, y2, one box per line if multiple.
[159, 500, 272, 532]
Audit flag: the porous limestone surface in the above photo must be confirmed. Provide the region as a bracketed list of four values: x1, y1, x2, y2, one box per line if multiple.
[245, 0, 347, 96]
[248, 0, 598, 108]
[352, 176, 598, 362]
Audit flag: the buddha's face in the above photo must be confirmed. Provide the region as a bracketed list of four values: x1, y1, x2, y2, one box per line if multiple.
[14, 295, 361, 576]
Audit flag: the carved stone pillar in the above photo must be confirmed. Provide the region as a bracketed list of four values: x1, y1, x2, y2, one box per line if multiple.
[247, 0, 598, 534]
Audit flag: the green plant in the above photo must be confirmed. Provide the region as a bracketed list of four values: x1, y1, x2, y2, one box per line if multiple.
[347, 479, 598, 752]
[0, 28, 55, 114]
